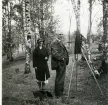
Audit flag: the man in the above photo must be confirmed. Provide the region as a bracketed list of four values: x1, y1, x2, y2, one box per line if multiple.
[51, 34, 69, 97]
[98, 45, 108, 75]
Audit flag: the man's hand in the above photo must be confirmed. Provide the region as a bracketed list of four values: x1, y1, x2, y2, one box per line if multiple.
[45, 57, 48, 60]
[62, 58, 65, 61]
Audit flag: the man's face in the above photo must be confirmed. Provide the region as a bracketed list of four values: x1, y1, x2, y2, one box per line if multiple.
[57, 34, 63, 40]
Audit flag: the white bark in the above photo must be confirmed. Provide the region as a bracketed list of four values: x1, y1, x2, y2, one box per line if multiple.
[103, 0, 108, 43]
[71, 0, 80, 32]
[23, 0, 32, 74]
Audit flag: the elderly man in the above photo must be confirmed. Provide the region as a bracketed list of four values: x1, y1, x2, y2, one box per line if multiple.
[51, 34, 69, 97]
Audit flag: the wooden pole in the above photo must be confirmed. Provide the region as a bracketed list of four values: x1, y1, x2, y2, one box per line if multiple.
[82, 48, 104, 96]
[67, 61, 75, 97]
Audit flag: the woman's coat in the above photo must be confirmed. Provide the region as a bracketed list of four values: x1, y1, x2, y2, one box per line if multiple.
[33, 46, 50, 81]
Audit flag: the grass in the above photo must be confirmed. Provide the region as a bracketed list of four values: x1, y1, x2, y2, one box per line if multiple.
[2, 43, 108, 105]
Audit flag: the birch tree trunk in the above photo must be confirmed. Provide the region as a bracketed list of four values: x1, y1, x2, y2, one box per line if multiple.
[71, 0, 81, 60]
[40, 0, 44, 40]
[23, 0, 31, 74]
[71, 0, 80, 32]
[87, 0, 92, 46]
[103, 0, 108, 45]
[86, 0, 93, 61]
[7, 2, 14, 61]
[77, 0, 80, 32]
[2, 5, 7, 53]
[68, 0, 72, 49]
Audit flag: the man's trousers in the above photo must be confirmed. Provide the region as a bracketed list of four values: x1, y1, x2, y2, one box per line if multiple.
[55, 61, 66, 96]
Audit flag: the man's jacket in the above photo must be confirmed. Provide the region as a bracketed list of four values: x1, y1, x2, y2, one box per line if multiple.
[51, 39, 69, 70]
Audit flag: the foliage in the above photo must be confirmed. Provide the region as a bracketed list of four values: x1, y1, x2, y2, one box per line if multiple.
[30, 0, 58, 45]
[2, 0, 25, 54]
[2, 0, 59, 55]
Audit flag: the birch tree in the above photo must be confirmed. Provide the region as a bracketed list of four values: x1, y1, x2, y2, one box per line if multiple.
[103, 0, 108, 45]
[87, 0, 93, 47]
[2, 0, 14, 61]
[23, 0, 32, 74]
[30, 0, 57, 48]
[71, 0, 80, 32]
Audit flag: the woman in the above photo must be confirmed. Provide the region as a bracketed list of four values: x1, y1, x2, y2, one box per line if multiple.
[33, 38, 50, 90]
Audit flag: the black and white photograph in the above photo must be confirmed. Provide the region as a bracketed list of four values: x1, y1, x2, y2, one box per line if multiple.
[2, 0, 108, 105]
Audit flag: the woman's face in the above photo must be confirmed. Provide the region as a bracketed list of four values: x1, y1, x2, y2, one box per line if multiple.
[39, 41, 43, 46]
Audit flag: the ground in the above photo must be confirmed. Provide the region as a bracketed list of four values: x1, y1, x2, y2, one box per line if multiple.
[2, 43, 108, 105]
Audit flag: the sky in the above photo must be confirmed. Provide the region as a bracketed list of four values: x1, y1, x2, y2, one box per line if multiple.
[53, 0, 103, 38]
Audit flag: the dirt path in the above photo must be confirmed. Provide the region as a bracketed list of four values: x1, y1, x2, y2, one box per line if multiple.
[2, 53, 108, 105]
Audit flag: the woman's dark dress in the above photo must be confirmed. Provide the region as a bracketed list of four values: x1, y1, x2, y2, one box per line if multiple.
[33, 46, 50, 81]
